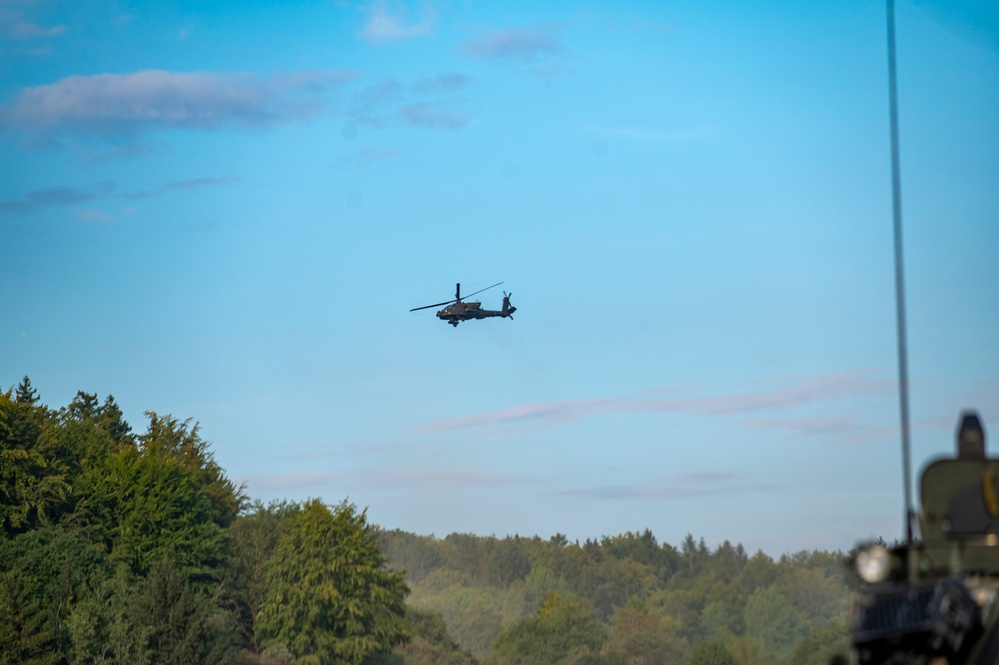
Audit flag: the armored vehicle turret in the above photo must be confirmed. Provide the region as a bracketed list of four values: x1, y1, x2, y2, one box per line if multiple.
[848, 411, 999, 665]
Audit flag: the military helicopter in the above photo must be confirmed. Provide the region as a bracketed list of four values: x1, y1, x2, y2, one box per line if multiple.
[410, 282, 516, 327]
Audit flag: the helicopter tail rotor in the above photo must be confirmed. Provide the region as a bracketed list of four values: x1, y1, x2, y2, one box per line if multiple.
[502, 291, 516, 319]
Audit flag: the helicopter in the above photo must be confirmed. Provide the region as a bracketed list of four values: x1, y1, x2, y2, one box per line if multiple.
[410, 282, 516, 327]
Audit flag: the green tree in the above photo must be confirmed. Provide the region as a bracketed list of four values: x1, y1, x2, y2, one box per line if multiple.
[742, 586, 805, 660]
[707, 541, 747, 582]
[0, 388, 70, 535]
[787, 621, 848, 665]
[257, 500, 409, 665]
[438, 588, 506, 657]
[131, 557, 242, 665]
[138, 413, 243, 528]
[0, 570, 53, 665]
[601, 599, 687, 665]
[65, 557, 242, 665]
[522, 566, 569, 610]
[700, 600, 738, 641]
[487, 537, 530, 588]
[778, 566, 849, 631]
[688, 640, 737, 665]
[442, 533, 486, 582]
[72, 413, 244, 588]
[378, 530, 445, 584]
[0, 525, 109, 665]
[600, 530, 675, 582]
[679, 536, 708, 578]
[737, 553, 776, 593]
[64, 564, 152, 665]
[371, 607, 478, 665]
[224, 500, 299, 648]
[724, 636, 769, 665]
[492, 592, 606, 665]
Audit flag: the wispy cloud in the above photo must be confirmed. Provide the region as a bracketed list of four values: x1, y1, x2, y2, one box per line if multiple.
[347, 80, 405, 128]
[745, 415, 862, 438]
[0, 200, 32, 215]
[671, 472, 738, 485]
[0, 177, 233, 218]
[246, 467, 524, 494]
[0, 184, 99, 217]
[335, 145, 401, 169]
[122, 177, 236, 199]
[556, 477, 779, 502]
[744, 412, 958, 447]
[8, 21, 65, 39]
[411, 73, 470, 94]
[419, 370, 895, 435]
[360, 1, 433, 42]
[1, 0, 67, 43]
[461, 23, 564, 62]
[400, 103, 468, 129]
[25, 185, 97, 206]
[0, 69, 356, 140]
[76, 208, 115, 223]
[79, 141, 162, 163]
[344, 74, 470, 130]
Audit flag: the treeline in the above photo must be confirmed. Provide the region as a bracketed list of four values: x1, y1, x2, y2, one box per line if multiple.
[379, 523, 853, 664]
[0, 379, 418, 665]
[2, 379, 852, 665]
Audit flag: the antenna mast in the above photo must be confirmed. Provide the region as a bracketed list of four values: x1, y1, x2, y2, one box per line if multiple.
[886, 0, 914, 543]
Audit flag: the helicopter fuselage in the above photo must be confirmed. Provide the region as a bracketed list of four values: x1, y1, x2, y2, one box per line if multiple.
[437, 300, 514, 327]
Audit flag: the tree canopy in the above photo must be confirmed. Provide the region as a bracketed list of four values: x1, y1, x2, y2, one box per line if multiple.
[2, 378, 855, 665]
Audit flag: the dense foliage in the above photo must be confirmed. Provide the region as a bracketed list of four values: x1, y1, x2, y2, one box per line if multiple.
[379, 528, 852, 664]
[0, 379, 409, 665]
[2, 378, 852, 665]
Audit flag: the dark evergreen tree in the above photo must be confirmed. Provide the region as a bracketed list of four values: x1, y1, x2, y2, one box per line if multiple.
[257, 500, 410, 665]
[15, 376, 39, 405]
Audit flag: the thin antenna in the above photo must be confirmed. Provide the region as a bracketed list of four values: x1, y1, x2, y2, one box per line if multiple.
[886, 0, 914, 543]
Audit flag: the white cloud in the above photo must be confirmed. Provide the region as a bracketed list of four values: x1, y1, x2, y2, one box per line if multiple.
[400, 103, 468, 129]
[76, 208, 114, 223]
[345, 75, 470, 131]
[410, 73, 470, 94]
[8, 20, 65, 39]
[460, 24, 564, 62]
[0, 177, 233, 218]
[0, 69, 356, 140]
[360, 2, 432, 42]
[418, 370, 896, 435]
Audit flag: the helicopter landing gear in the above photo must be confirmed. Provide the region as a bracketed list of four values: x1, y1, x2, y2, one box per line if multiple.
[449, 321, 459, 327]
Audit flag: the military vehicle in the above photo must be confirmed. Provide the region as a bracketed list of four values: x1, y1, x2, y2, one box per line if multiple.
[410, 282, 516, 327]
[847, 411, 999, 664]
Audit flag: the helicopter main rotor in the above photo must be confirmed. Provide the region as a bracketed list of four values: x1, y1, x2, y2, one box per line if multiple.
[409, 282, 504, 312]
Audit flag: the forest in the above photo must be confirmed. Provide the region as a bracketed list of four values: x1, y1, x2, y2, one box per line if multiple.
[1, 379, 853, 665]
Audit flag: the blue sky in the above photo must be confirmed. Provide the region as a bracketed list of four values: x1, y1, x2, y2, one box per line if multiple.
[2, 0, 997, 555]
